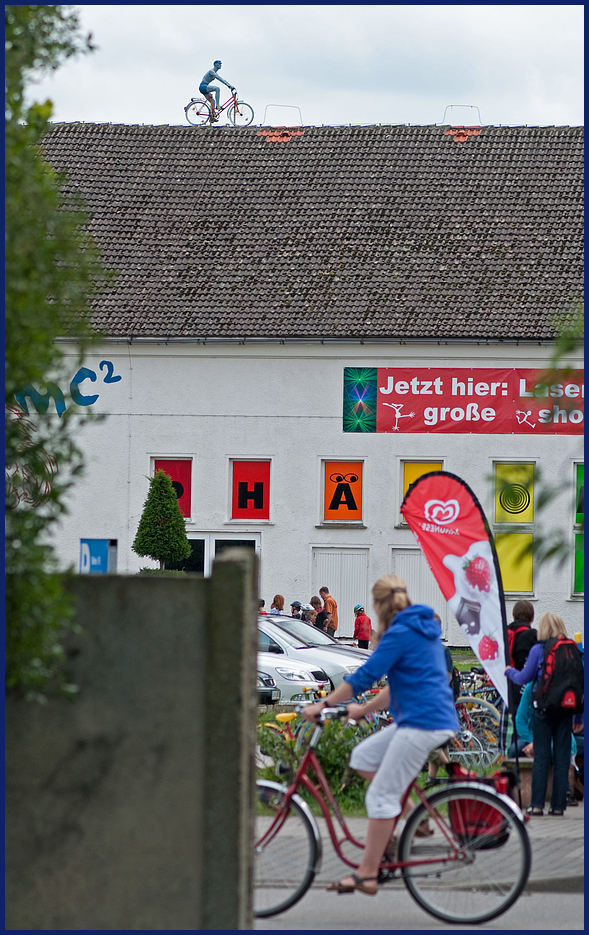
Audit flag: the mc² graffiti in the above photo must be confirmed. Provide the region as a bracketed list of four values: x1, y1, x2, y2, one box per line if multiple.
[14, 360, 122, 417]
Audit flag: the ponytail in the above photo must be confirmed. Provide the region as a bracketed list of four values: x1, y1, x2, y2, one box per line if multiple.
[372, 574, 411, 643]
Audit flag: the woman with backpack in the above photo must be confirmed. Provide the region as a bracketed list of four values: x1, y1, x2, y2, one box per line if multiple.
[505, 612, 582, 816]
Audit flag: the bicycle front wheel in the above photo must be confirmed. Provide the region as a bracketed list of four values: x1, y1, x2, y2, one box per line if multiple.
[228, 101, 254, 127]
[254, 780, 320, 918]
[185, 98, 211, 126]
[398, 784, 530, 924]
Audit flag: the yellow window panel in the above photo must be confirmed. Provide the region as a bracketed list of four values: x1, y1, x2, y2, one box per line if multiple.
[403, 462, 442, 499]
[495, 463, 534, 524]
[495, 533, 533, 592]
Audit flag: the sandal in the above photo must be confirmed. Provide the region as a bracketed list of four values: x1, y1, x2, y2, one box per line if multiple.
[526, 806, 544, 816]
[548, 808, 564, 816]
[415, 819, 434, 837]
[327, 872, 378, 896]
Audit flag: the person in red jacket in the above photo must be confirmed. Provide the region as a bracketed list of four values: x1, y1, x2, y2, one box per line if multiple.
[353, 604, 372, 649]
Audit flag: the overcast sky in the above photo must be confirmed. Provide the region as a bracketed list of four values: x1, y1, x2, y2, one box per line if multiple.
[27, 4, 583, 128]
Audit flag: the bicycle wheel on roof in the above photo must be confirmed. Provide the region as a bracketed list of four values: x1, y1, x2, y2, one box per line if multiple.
[228, 101, 254, 127]
[185, 98, 212, 126]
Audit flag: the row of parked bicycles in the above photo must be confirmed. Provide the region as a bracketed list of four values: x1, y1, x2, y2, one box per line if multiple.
[254, 665, 526, 925]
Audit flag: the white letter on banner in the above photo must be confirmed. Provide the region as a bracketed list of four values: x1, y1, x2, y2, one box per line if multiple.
[380, 377, 394, 394]
[519, 379, 533, 397]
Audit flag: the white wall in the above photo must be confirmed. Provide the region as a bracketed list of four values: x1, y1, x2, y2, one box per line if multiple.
[47, 341, 584, 640]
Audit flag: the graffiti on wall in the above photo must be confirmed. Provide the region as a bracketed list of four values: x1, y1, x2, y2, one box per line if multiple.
[14, 360, 122, 418]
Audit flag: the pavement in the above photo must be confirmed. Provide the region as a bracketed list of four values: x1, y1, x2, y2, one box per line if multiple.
[255, 802, 584, 930]
[306, 799, 583, 894]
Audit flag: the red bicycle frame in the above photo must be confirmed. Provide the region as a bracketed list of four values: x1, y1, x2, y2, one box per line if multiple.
[258, 742, 464, 873]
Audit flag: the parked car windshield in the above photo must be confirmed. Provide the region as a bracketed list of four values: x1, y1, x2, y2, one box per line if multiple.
[259, 619, 313, 649]
[268, 615, 337, 647]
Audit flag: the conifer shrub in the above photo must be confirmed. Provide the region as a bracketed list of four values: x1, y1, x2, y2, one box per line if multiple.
[132, 469, 192, 570]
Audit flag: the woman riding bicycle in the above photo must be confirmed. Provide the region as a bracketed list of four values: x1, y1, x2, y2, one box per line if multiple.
[303, 573, 458, 895]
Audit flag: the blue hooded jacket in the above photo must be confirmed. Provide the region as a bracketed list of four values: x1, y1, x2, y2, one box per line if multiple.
[344, 604, 459, 731]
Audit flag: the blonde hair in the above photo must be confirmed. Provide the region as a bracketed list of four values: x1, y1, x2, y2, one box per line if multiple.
[537, 612, 567, 641]
[372, 574, 411, 642]
[271, 594, 285, 611]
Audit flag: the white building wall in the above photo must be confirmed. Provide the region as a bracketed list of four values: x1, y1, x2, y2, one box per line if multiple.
[48, 341, 584, 641]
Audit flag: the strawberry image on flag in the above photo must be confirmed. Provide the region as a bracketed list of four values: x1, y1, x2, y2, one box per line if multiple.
[401, 471, 509, 705]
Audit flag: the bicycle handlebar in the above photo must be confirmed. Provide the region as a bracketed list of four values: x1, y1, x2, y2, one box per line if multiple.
[295, 703, 356, 723]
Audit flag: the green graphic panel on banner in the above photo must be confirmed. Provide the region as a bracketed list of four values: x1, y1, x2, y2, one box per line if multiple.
[574, 533, 584, 594]
[343, 368, 377, 433]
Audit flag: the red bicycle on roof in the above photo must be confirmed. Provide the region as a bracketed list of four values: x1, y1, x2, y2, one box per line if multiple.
[184, 89, 254, 127]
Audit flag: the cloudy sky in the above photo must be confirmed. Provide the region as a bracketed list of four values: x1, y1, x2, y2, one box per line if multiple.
[27, 4, 583, 128]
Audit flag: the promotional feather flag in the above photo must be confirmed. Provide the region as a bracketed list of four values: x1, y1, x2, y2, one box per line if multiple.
[401, 471, 509, 705]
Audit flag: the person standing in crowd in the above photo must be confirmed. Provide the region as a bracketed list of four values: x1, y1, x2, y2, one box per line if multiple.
[258, 599, 267, 615]
[301, 603, 317, 625]
[270, 594, 286, 615]
[353, 604, 372, 649]
[319, 586, 338, 638]
[506, 612, 573, 816]
[310, 595, 328, 631]
[290, 600, 302, 618]
[507, 600, 538, 708]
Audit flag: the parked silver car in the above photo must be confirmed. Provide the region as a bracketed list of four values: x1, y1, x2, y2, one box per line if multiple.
[257, 651, 330, 703]
[258, 617, 371, 692]
[265, 614, 371, 661]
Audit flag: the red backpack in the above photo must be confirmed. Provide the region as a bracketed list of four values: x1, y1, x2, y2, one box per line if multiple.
[507, 625, 529, 667]
[532, 636, 584, 715]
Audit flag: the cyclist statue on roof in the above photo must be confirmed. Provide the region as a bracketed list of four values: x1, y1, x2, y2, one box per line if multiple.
[199, 60, 235, 121]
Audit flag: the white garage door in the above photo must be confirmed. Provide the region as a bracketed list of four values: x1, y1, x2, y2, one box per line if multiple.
[391, 547, 466, 643]
[311, 548, 370, 639]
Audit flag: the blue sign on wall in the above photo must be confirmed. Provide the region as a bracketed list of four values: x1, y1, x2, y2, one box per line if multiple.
[80, 539, 118, 574]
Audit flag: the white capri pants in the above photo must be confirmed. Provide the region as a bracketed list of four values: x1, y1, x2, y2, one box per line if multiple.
[349, 723, 456, 819]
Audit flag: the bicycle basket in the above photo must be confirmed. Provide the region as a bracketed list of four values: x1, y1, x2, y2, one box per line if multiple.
[446, 763, 517, 850]
[448, 796, 510, 850]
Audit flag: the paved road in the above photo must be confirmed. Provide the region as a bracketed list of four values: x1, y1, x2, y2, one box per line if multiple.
[255, 889, 584, 930]
[255, 801, 584, 929]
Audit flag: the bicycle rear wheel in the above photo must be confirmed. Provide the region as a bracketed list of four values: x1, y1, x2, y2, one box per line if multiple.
[254, 780, 320, 918]
[185, 98, 212, 126]
[228, 101, 254, 127]
[398, 784, 530, 924]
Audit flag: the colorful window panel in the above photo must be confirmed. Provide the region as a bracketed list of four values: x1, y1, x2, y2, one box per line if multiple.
[403, 461, 443, 500]
[323, 461, 363, 521]
[495, 533, 534, 593]
[231, 461, 270, 520]
[153, 459, 192, 518]
[494, 463, 534, 524]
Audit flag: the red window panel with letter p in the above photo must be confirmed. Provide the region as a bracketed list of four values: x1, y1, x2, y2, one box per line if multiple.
[154, 459, 192, 518]
[232, 461, 270, 519]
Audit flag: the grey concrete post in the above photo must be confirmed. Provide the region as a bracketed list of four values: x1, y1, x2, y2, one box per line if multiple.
[5, 552, 257, 930]
[204, 548, 258, 930]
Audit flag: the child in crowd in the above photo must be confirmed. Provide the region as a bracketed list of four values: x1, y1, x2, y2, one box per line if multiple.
[353, 604, 372, 649]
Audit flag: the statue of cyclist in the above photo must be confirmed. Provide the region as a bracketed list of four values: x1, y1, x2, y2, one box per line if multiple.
[199, 60, 235, 121]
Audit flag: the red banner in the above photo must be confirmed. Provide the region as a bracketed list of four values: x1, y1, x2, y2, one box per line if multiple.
[376, 368, 583, 434]
[401, 471, 509, 704]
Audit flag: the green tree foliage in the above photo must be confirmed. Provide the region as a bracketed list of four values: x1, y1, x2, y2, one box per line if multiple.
[5, 6, 109, 700]
[132, 470, 192, 570]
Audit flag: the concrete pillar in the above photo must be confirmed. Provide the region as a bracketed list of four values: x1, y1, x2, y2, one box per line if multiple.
[5, 549, 257, 930]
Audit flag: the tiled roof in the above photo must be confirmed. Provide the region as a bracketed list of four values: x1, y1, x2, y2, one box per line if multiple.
[42, 123, 583, 341]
